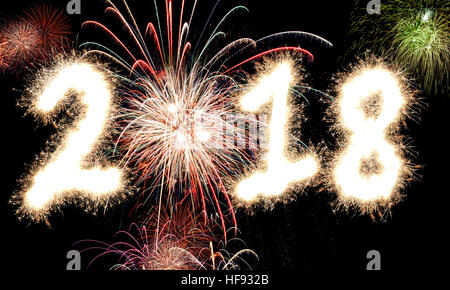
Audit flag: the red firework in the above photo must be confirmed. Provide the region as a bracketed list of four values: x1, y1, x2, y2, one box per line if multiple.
[0, 19, 41, 72]
[24, 4, 71, 58]
[0, 4, 71, 73]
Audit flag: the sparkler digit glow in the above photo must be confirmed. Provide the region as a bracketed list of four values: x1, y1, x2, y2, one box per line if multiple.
[332, 66, 408, 203]
[21, 61, 124, 218]
[236, 61, 318, 202]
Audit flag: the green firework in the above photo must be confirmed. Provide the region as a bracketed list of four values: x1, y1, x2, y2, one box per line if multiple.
[348, 0, 449, 96]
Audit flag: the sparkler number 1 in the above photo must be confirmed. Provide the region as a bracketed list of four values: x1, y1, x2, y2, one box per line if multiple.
[23, 62, 123, 216]
[236, 62, 318, 201]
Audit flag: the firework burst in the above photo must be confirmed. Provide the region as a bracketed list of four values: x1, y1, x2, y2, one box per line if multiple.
[0, 4, 71, 74]
[79, 204, 257, 270]
[24, 4, 72, 57]
[0, 19, 41, 72]
[116, 63, 252, 233]
[81, 0, 331, 236]
[348, 0, 449, 95]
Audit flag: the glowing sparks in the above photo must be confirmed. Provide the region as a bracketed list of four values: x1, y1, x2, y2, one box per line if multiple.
[333, 66, 407, 202]
[236, 61, 318, 202]
[21, 61, 124, 218]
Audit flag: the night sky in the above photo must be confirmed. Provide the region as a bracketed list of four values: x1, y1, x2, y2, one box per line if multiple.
[1, 0, 447, 286]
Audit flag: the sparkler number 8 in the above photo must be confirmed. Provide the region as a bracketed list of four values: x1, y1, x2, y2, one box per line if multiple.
[23, 62, 124, 216]
[333, 68, 405, 202]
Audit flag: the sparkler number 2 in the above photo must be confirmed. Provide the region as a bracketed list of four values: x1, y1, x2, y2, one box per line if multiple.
[23, 62, 124, 217]
[236, 62, 318, 201]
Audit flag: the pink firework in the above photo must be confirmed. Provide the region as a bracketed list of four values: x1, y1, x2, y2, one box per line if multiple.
[78, 204, 257, 270]
[80, 206, 217, 270]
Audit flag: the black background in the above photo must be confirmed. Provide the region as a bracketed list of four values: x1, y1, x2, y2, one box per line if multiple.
[1, 0, 448, 284]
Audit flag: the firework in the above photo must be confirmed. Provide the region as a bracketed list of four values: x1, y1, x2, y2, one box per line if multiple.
[0, 4, 71, 74]
[24, 4, 72, 57]
[348, 0, 449, 95]
[0, 19, 41, 72]
[116, 64, 254, 229]
[80, 0, 331, 233]
[0, 42, 9, 71]
[79, 205, 257, 270]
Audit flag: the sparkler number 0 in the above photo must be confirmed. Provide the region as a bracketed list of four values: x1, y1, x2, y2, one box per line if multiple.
[23, 63, 123, 215]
